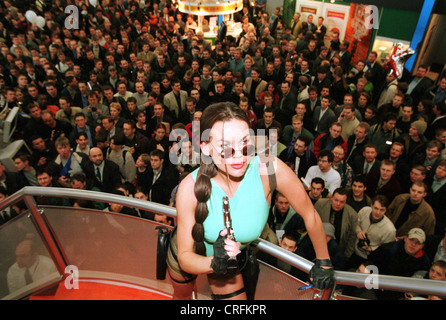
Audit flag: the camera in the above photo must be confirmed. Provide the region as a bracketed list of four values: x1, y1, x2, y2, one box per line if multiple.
[91, 106, 97, 112]
[358, 234, 370, 248]
[52, 129, 63, 140]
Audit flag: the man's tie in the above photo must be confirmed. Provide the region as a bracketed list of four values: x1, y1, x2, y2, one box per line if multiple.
[279, 96, 285, 110]
[364, 162, 370, 175]
[25, 268, 33, 285]
[96, 167, 102, 182]
[346, 141, 357, 163]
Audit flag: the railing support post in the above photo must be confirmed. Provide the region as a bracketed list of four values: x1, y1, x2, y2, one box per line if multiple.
[23, 195, 67, 276]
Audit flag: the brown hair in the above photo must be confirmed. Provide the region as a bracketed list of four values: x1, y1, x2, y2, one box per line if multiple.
[192, 102, 249, 256]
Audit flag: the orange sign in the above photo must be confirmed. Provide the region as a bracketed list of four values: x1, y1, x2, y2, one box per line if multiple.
[301, 6, 318, 15]
[344, 3, 374, 66]
[327, 10, 346, 20]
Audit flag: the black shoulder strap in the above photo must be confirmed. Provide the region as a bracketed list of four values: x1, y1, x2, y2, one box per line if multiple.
[122, 149, 128, 166]
[373, 124, 381, 134]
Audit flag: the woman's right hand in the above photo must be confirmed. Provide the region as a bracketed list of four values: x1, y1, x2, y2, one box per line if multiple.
[219, 229, 241, 258]
[210, 230, 241, 275]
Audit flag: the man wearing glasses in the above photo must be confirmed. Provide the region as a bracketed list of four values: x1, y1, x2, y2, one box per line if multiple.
[303, 149, 341, 197]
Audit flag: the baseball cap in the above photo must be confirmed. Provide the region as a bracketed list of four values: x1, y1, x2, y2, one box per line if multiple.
[407, 228, 425, 244]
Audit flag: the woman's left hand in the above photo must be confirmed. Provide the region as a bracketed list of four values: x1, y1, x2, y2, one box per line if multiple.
[309, 259, 335, 290]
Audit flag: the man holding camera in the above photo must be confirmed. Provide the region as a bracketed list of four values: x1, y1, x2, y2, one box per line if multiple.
[347, 195, 396, 270]
[40, 109, 73, 143]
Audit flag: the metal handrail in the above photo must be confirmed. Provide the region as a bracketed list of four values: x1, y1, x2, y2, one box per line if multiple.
[1, 187, 445, 299]
[0, 186, 177, 217]
[255, 238, 446, 297]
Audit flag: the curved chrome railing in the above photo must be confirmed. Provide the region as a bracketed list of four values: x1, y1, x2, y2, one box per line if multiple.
[0, 186, 445, 299]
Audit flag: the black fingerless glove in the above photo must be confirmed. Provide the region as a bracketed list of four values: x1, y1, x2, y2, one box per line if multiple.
[309, 259, 335, 290]
[211, 235, 237, 275]
[211, 234, 233, 275]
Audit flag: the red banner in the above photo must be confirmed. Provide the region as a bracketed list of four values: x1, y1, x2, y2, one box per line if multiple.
[327, 11, 345, 20]
[344, 3, 374, 67]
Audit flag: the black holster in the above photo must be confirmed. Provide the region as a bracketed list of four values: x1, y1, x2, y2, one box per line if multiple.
[156, 226, 173, 280]
[238, 249, 260, 300]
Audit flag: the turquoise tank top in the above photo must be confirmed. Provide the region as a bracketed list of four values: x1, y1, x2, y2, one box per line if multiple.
[190, 155, 269, 256]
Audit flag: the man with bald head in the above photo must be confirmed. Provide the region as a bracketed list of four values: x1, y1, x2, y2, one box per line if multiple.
[7, 239, 57, 293]
[81, 147, 121, 193]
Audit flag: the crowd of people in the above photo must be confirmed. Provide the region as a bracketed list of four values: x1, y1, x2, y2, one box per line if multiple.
[0, 0, 446, 299]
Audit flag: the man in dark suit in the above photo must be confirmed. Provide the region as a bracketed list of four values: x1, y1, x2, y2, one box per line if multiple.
[178, 97, 197, 126]
[60, 76, 83, 108]
[425, 159, 446, 235]
[339, 41, 352, 68]
[23, 105, 48, 145]
[384, 141, 411, 187]
[425, 101, 446, 140]
[306, 14, 316, 32]
[253, 107, 282, 135]
[147, 102, 175, 135]
[364, 51, 385, 96]
[102, 85, 129, 119]
[40, 109, 73, 143]
[407, 65, 433, 108]
[90, 36, 106, 60]
[0, 161, 29, 195]
[345, 122, 369, 166]
[279, 135, 317, 179]
[146, 149, 178, 206]
[311, 68, 331, 95]
[276, 80, 297, 128]
[351, 143, 381, 177]
[365, 159, 401, 204]
[314, 16, 327, 42]
[82, 147, 121, 193]
[210, 79, 232, 104]
[312, 95, 337, 136]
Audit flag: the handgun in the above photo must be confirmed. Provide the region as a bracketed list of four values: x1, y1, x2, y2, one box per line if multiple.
[223, 196, 234, 240]
[222, 196, 238, 271]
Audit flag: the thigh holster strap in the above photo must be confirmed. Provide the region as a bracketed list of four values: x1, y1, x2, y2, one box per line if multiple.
[211, 287, 246, 300]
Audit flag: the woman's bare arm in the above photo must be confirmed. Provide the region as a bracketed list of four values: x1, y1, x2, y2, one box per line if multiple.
[175, 174, 214, 275]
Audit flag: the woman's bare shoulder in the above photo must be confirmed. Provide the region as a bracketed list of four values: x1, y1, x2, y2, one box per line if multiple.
[179, 172, 196, 189]
[176, 173, 198, 215]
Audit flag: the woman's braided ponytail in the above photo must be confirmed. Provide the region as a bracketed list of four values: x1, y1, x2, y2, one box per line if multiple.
[192, 162, 217, 256]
